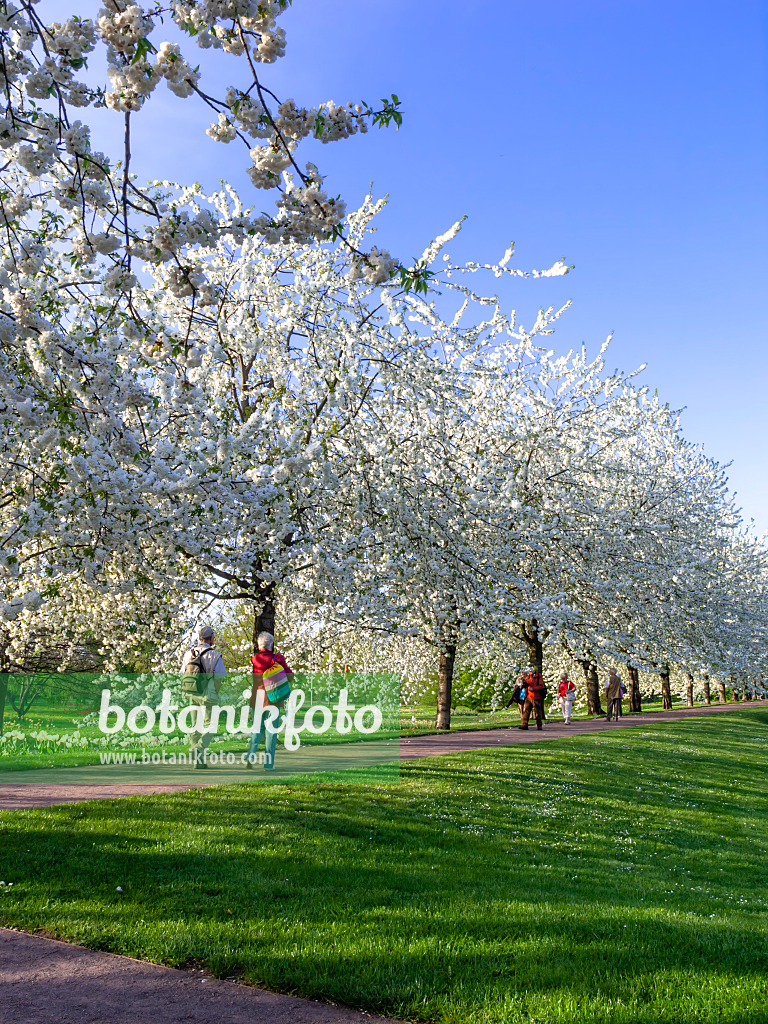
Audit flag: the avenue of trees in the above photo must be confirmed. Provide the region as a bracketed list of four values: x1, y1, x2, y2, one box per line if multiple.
[1, 1, 766, 730]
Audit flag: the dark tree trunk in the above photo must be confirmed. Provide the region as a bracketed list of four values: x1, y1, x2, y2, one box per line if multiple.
[627, 664, 642, 712]
[0, 633, 8, 735]
[435, 643, 456, 730]
[730, 673, 740, 701]
[7, 675, 45, 722]
[660, 664, 672, 710]
[253, 599, 276, 655]
[0, 675, 7, 736]
[703, 673, 711, 705]
[686, 673, 694, 708]
[718, 678, 727, 703]
[519, 619, 545, 673]
[579, 658, 603, 715]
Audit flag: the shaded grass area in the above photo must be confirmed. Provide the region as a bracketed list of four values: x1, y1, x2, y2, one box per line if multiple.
[2, 711, 768, 1023]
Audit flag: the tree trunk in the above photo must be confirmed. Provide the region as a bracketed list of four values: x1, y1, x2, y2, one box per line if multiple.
[0, 675, 7, 736]
[519, 619, 544, 673]
[730, 673, 740, 701]
[627, 664, 642, 712]
[435, 643, 456, 730]
[660, 664, 672, 710]
[718, 678, 727, 703]
[579, 659, 603, 715]
[253, 599, 276, 655]
[0, 633, 8, 735]
[703, 673, 711, 705]
[686, 673, 694, 708]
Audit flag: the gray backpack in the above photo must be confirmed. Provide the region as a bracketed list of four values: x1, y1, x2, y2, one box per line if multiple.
[181, 647, 214, 696]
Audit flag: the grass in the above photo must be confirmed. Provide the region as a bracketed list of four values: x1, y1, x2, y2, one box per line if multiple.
[1, 692, 732, 774]
[2, 710, 768, 1023]
[0, 701, 531, 772]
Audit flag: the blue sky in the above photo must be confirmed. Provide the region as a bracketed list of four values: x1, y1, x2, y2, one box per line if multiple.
[72, 0, 768, 531]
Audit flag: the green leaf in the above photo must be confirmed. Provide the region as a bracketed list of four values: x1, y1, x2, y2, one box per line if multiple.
[131, 37, 157, 65]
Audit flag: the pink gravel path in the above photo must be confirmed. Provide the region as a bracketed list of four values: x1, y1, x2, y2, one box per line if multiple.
[398, 699, 768, 757]
[0, 927, 399, 1024]
[0, 782, 206, 811]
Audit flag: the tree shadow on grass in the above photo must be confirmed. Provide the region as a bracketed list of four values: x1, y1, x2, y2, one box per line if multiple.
[2, 812, 766, 965]
[2, 718, 768, 1023]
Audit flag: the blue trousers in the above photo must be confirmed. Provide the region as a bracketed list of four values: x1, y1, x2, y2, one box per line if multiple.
[247, 707, 281, 768]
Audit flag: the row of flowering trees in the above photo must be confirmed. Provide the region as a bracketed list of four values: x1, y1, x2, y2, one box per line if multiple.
[271, 309, 768, 727]
[1, 2, 766, 732]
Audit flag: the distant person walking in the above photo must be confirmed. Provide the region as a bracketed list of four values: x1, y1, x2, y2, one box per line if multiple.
[605, 667, 623, 722]
[247, 631, 294, 770]
[504, 670, 529, 724]
[181, 625, 227, 769]
[558, 672, 577, 723]
[519, 666, 547, 731]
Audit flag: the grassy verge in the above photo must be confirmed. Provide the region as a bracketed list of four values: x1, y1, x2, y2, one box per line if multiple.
[0, 731, 403, 774]
[2, 697, 746, 774]
[2, 711, 768, 1023]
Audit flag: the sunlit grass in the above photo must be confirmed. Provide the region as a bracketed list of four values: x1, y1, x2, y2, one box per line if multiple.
[2, 711, 767, 1023]
[2, 689, 739, 774]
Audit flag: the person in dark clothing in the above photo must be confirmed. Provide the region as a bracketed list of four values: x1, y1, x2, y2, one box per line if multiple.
[519, 667, 547, 730]
[605, 667, 623, 721]
[504, 675, 527, 724]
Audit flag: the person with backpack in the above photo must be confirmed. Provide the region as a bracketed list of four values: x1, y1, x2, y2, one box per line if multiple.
[246, 631, 294, 770]
[181, 624, 227, 769]
[504, 671, 528, 724]
[558, 671, 577, 724]
[519, 665, 547, 730]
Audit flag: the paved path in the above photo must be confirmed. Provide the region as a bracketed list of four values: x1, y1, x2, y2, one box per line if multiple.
[0, 700, 765, 810]
[399, 699, 767, 757]
[0, 927, 398, 1024]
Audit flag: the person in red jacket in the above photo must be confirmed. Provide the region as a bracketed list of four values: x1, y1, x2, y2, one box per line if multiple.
[558, 672, 577, 724]
[246, 631, 294, 769]
[519, 666, 547, 730]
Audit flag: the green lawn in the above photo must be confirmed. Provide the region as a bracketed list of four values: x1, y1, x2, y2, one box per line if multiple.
[2, 711, 767, 1024]
[1, 693, 726, 773]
